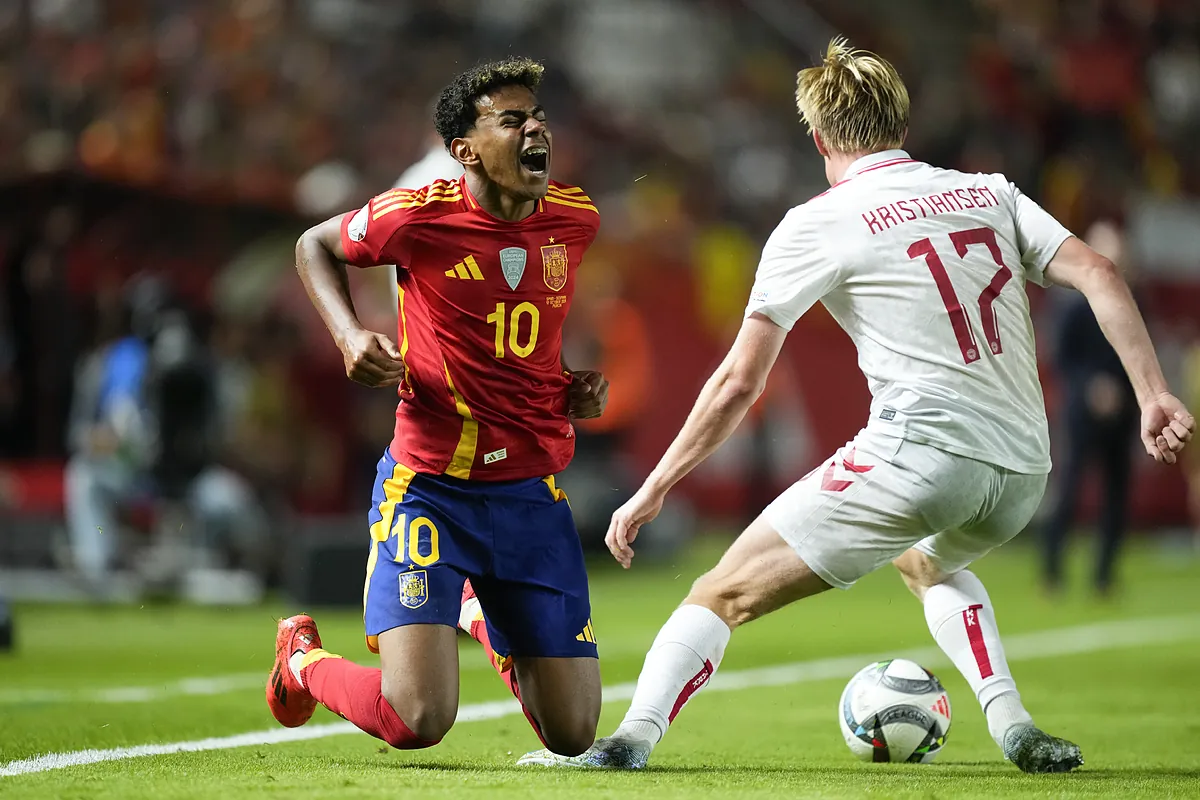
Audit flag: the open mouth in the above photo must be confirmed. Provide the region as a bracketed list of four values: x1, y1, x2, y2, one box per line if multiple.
[519, 145, 549, 175]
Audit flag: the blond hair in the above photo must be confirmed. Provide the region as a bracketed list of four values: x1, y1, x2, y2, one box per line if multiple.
[795, 37, 909, 154]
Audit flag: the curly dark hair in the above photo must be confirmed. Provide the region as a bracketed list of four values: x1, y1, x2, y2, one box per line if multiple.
[434, 57, 545, 148]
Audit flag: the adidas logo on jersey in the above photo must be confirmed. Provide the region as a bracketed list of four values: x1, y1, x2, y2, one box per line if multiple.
[446, 255, 484, 280]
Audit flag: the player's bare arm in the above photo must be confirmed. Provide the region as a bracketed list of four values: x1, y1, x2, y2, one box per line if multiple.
[295, 216, 406, 388]
[1044, 236, 1195, 463]
[606, 313, 787, 567]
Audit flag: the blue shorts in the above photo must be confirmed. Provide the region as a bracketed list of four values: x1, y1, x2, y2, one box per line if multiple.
[362, 451, 597, 662]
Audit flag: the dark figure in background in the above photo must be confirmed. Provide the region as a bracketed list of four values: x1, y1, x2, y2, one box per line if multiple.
[1043, 222, 1138, 596]
[0, 597, 12, 652]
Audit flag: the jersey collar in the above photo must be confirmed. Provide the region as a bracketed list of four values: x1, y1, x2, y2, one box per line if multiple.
[842, 149, 916, 179]
[459, 175, 547, 219]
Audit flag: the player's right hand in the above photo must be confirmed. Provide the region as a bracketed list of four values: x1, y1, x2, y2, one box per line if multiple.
[606, 485, 666, 569]
[1139, 393, 1194, 465]
[338, 328, 406, 388]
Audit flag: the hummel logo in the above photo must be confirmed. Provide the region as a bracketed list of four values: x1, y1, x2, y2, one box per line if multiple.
[820, 448, 874, 492]
[445, 255, 485, 280]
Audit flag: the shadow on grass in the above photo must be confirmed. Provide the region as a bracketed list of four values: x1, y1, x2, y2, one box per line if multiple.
[371, 759, 1200, 783]
[644, 764, 1200, 780]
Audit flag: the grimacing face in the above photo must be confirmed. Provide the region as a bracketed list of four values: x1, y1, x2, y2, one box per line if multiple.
[462, 84, 551, 200]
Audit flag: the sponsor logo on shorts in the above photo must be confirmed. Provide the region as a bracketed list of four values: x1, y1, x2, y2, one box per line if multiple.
[483, 448, 508, 465]
[575, 619, 597, 644]
[398, 569, 428, 609]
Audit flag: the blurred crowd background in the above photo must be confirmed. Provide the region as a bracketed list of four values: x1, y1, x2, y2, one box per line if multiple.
[1, 0, 1198, 605]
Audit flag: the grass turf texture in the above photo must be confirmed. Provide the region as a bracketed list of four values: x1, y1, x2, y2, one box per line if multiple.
[2, 538, 1199, 798]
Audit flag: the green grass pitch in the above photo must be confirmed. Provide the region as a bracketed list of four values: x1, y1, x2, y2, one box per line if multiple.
[2, 537, 1199, 798]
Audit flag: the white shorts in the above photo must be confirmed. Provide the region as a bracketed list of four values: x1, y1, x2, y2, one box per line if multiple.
[763, 428, 1047, 589]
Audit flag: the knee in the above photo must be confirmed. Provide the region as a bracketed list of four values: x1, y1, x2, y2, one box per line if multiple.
[684, 571, 758, 629]
[893, 549, 947, 600]
[380, 682, 456, 744]
[541, 716, 599, 757]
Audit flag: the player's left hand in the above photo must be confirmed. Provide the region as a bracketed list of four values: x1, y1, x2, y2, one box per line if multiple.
[606, 485, 665, 569]
[568, 370, 609, 419]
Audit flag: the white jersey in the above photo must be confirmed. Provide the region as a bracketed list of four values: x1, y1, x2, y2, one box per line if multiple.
[745, 149, 1073, 474]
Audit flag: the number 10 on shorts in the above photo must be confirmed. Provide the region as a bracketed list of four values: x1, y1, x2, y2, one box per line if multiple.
[391, 513, 441, 567]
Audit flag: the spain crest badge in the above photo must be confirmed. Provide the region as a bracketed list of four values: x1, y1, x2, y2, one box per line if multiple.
[398, 570, 428, 609]
[541, 243, 569, 292]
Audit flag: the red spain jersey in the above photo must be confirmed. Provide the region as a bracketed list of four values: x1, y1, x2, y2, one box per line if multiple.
[340, 176, 600, 481]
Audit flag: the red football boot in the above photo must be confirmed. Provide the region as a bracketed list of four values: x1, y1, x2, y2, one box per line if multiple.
[266, 614, 322, 728]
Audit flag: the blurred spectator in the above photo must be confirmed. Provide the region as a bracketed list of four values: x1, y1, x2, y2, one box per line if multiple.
[64, 274, 157, 584]
[64, 275, 267, 593]
[1042, 221, 1140, 596]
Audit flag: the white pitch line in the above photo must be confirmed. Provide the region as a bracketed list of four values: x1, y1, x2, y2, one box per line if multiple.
[3, 613, 1198, 778]
[1, 640, 662, 708]
[0, 674, 267, 706]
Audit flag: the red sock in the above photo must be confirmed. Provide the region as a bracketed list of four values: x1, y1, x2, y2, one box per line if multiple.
[467, 616, 548, 747]
[301, 657, 438, 750]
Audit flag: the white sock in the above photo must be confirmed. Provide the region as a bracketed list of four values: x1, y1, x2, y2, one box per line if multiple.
[288, 651, 305, 685]
[611, 604, 731, 750]
[922, 570, 1033, 748]
[459, 596, 482, 632]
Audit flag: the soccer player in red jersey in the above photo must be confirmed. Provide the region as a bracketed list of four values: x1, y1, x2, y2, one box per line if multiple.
[266, 58, 608, 757]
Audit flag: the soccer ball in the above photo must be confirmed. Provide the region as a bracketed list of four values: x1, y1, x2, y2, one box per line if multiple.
[838, 658, 951, 763]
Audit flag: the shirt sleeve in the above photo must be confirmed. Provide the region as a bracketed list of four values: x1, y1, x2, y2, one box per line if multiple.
[339, 191, 413, 268]
[743, 206, 843, 331]
[579, 207, 601, 249]
[1009, 182, 1072, 288]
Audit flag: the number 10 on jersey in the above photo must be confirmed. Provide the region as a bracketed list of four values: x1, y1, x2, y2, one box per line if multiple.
[487, 302, 540, 359]
[908, 226, 1013, 365]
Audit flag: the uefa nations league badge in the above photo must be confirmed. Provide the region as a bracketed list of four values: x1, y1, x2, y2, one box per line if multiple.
[499, 247, 527, 290]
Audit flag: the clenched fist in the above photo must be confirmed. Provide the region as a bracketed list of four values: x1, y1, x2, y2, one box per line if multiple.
[568, 369, 609, 419]
[339, 328, 406, 388]
[1140, 393, 1194, 465]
